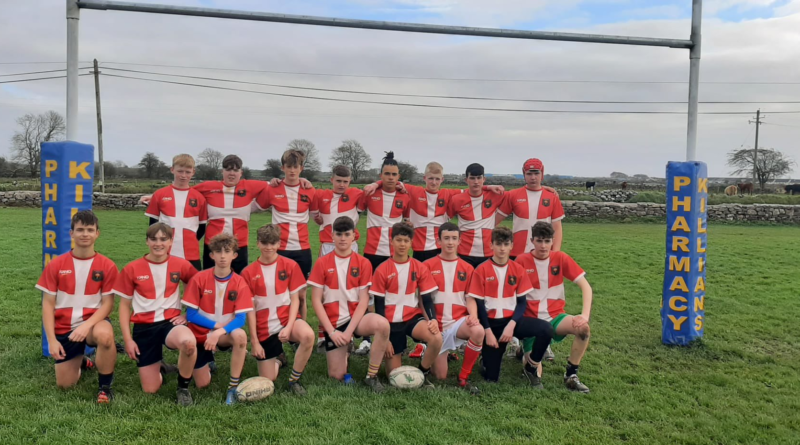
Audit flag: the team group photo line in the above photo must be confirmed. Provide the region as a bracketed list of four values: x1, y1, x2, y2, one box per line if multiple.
[38, 149, 594, 405]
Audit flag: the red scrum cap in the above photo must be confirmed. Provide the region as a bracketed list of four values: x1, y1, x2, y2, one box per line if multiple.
[523, 158, 544, 174]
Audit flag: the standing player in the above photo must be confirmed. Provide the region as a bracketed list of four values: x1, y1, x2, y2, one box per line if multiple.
[241, 225, 315, 395]
[113, 223, 199, 405]
[515, 222, 593, 393]
[448, 163, 505, 269]
[36, 210, 119, 403]
[144, 154, 208, 270]
[371, 223, 442, 388]
[311, 165, 363, 257]
[425, 222, 484, 394]
[308, 217, 390, 392]
[467, 226, 554, 387]
[182, 234, 253, 405]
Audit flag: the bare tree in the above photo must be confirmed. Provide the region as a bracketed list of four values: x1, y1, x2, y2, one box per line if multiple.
[139, 152, 164, 179]
[728, 147, 795, 190]
[397, 160, 419, 183]
[330, 140, 372, 183]
[9, 111, 65, 178]
[198, 148, 224, 170]
[287, 139, 321, 181]
[264, 159, 283, 179]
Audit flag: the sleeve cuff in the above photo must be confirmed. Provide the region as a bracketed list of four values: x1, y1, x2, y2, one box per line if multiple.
[572, 272, 586, 283]
[467, 292, 484, 300]
[182, 301, 199, 309]
[35, 284, 56, 294]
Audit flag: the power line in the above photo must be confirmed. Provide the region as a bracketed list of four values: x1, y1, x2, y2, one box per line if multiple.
[762, 122, 800, 129]
[0, 73, 92, 85]
[0, 69, 67, 77]
[99, 67, 800, 105]
[101, 72, 800, 115]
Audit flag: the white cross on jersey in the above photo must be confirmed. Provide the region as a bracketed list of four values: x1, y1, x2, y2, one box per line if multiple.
[434, 260, 467, 331]
[130, 262, 180, 323]
[207, 186, 251, 237]
[158, 189, 199, 259]
[321, 194, 359, 234]
[252, 263, 292, 335]
[54, 258, 102, 330]
[383, 262, 418, 323]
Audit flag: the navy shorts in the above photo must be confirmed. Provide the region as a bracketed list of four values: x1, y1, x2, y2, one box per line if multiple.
[132, 320, 178, 368]
[195, 343, 232, 369]
[389, 315, 426, 356]
[54, 332, 97, 364]
[256, 334, 285, 361]
[323, 321, 351, 352]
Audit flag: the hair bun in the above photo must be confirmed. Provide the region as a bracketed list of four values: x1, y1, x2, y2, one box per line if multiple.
[383, 151, 395, 160]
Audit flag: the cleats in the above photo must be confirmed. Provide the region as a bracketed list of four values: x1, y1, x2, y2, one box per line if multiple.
[564, 374, 590, 393]
[96, 386, 114, 404]
[208, 360, 217, 375]
[288, 381, 307, 396]
[409, 343, 426, 359]
[176, 388, 193, 406]
[315, 339, 326, 354]
[354, 340, 371, 356]
[458, 378, 480, 396]
[225, 388, 237, 405]
[160, 360, 178, 377]
[421, 374, 436, 390]
[277, 352, 288, 369]
[543, 345, 555, 362]
[506, 338, 520, 357]
[364, 376, 385, 393]
[523, 367, 544, 390]
[81, 357, 95, 371]
[447, 352, 459, 362]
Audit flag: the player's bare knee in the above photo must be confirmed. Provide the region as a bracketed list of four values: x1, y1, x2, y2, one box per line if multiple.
[298, 329, 315, 347]
[56, 377, 78, 389]
[142, 382, 161, 394]
[377, 319, 390, 337]
[469, 325, 485, 343]
[578, 323, 590, 341]
[428, 334, 443, 348]
[231, 329, 247, 347]
[180, 338, 196, 355]
[328, 371, 345, 381]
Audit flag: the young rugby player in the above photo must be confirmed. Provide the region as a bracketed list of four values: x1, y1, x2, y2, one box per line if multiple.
[468, 226, 554, 387]
[308, 217, 390, 393]
[371, 223, 442, 388]
[113, 223, 199, 405]
[425, 222, 484, 395]
[241, 225, 315, 395]
[182, 233, 253, 405]
[144, 154, 208, 270]
[448, 163, 505, 270]
[36, 210, 119, 403]
[515, 222, 593, 393]
[311, 165, 363, 257]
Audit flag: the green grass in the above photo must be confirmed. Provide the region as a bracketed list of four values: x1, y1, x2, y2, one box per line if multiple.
[1, 208, 799, 444]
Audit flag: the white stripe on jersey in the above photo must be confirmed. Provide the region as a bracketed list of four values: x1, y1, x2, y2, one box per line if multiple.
[490, 263, 511, 319]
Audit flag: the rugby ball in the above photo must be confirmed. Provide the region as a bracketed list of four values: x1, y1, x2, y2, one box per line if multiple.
[236, 376, 275, 402]
[388, 366, 425, 389]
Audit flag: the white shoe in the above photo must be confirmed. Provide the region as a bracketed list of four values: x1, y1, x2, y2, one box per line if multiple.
[354, 340, 371, 356]
[506, 337, 520, 357]
[543, 345, 555, 362]
[315, 338, 326, 354]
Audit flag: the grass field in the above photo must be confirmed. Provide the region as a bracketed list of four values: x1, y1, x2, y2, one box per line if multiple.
[1, 208, 798, 444]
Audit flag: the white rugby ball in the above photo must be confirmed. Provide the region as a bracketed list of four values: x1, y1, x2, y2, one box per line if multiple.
[236, 376, 275, 402]
[388, 365, 425, 389]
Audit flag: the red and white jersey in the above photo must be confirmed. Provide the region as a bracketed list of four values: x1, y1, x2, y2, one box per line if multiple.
[194, 179, 267, 247]
[358, 190, 411, 256]
[145, 185, 208, 261]
[405, 185, 463, 252]
[424, 256, 474, 331]
[308, 251, 372, 328]
[240, 256, 307, 341]
[515, 251, 585, 321]
[311, 188, 363, 243]
[467, 260, 533, 320]
[113, 256, 198, 324]
[370, 258, 438, 323]
[35, 252, 118, 335]
[182, 269, 253, 342]
[448, 191, 504, 257]
[255, 183, 315, 251]
[498, 187, 565, 257]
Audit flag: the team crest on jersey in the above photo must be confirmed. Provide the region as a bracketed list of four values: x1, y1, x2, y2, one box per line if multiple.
[228, 290, 238, 301]
[91, 270, 104, 282]
[188, 198, 198, 208]
[300, 194, 310, 203]
[395, 200, 404, 209]
[411, 271, 418, 282]
[484, 200, 492, 209]
[457, 271, 467, 282]
[437, 198, 446, 208]
[507, 275, 517, 285]
[341, 194, 350, 203]
[542, 198, 551, 207]
[237, 189, 247, 197]
[170, 272, 181, 283]
[550, 265, 560, 276]
[350, 267, 359, 278]
[278, 270, 288, 281]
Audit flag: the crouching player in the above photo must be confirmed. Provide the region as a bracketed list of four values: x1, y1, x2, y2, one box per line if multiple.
[425, 222, 484, 395]
[515, 222, 593, 393]
[114, 223, 200, 405]
[468, 226, 554, 388]
[371, 223, 442, 389]
[182, 234, 253, 405]
[36, 210, 119, 403]
[309, 217, 390, 392]
[241, 224, 315, 395]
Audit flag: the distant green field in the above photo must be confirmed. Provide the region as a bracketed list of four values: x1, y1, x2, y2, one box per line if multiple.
[1, 208, 798, 444]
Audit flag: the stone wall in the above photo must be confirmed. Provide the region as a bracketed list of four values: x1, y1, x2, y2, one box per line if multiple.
[2, 191, 798, 224]
[559, 188, 638, 202]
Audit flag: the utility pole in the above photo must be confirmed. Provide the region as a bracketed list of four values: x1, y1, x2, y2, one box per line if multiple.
[92, 59, 104, 193]
[749, 109, 763, 191]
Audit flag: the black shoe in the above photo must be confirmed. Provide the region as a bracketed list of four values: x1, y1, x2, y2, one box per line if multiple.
[81, 356, 95, 371]
[176, 388, 193, 406]
[522, 367, 543, 390]
[160, 360, 178, 377]
[421, 374, 435, 390]
[288, 381, 307, 396]
[277, 352, 288, 369]
[458, 378, 480, 396]
[564, 374, 590, 393]
[364, 376, 385, 393]
[115, 342, 125, 354]
[208, 360, 217, 375]
[96, 386, 114, 404]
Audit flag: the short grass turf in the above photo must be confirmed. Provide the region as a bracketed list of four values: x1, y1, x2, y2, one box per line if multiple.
[0, 208, 798, 445]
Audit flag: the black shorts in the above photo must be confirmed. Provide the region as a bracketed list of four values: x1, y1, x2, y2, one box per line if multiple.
[459, 254, 489, 270]
[203, 244, 249, 274]
[389, 315, 426, 356]
[279, 249, 312, 278]
[194, 343, 232, 370]
[323, 321, 351, 352]
[413, 249, 441, 264]
[54, 331, 97, 364]
[256, 335, 285, 361]
[132, 320, 177, 368]
[364, 253, 390, 273]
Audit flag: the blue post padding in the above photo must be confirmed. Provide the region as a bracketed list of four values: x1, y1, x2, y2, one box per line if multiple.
[40, 141, 95, 357]
[662, 161, 707, 345]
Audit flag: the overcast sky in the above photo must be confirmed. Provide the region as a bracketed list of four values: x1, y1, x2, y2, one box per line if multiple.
[2, 0, 799, 178]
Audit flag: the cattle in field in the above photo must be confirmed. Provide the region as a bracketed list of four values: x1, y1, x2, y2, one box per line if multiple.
[724, 185, 738, 196]
[621, 181, 628, 190]
[585, 181, 596, 191]
[738, 183, 754, 196]
[785, 184, 800, 195]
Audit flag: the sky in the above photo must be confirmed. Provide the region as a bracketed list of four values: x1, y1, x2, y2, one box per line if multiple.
[2, 0, 800, 178]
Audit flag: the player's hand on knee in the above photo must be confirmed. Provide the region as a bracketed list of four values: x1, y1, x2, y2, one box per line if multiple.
[50, 342, 66, 361]
[573, 315, 588, 328]
[331, 331, 348, 348]
[385, 343, 395, 359]
[278, 328, 290, 343]
[485, 330, 498, 348]
[251, 343, 265, 360]
[171, 316, 187, 325]
[466, 316, 479, 327]
[427, 320, 439, 335]
[124, 339, 140, 361]
[68, 324, 90, 343]
[499, 325, 514, 343]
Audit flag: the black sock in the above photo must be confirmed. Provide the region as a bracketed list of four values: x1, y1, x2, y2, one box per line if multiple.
[566, 361, 579, 377]
[98, 372, 114, 388]
[178, 374, 192, 389]
[418, 364, 430, 375]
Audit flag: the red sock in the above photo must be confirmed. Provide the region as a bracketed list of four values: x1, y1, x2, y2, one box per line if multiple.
[459, 340, 482, 381]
